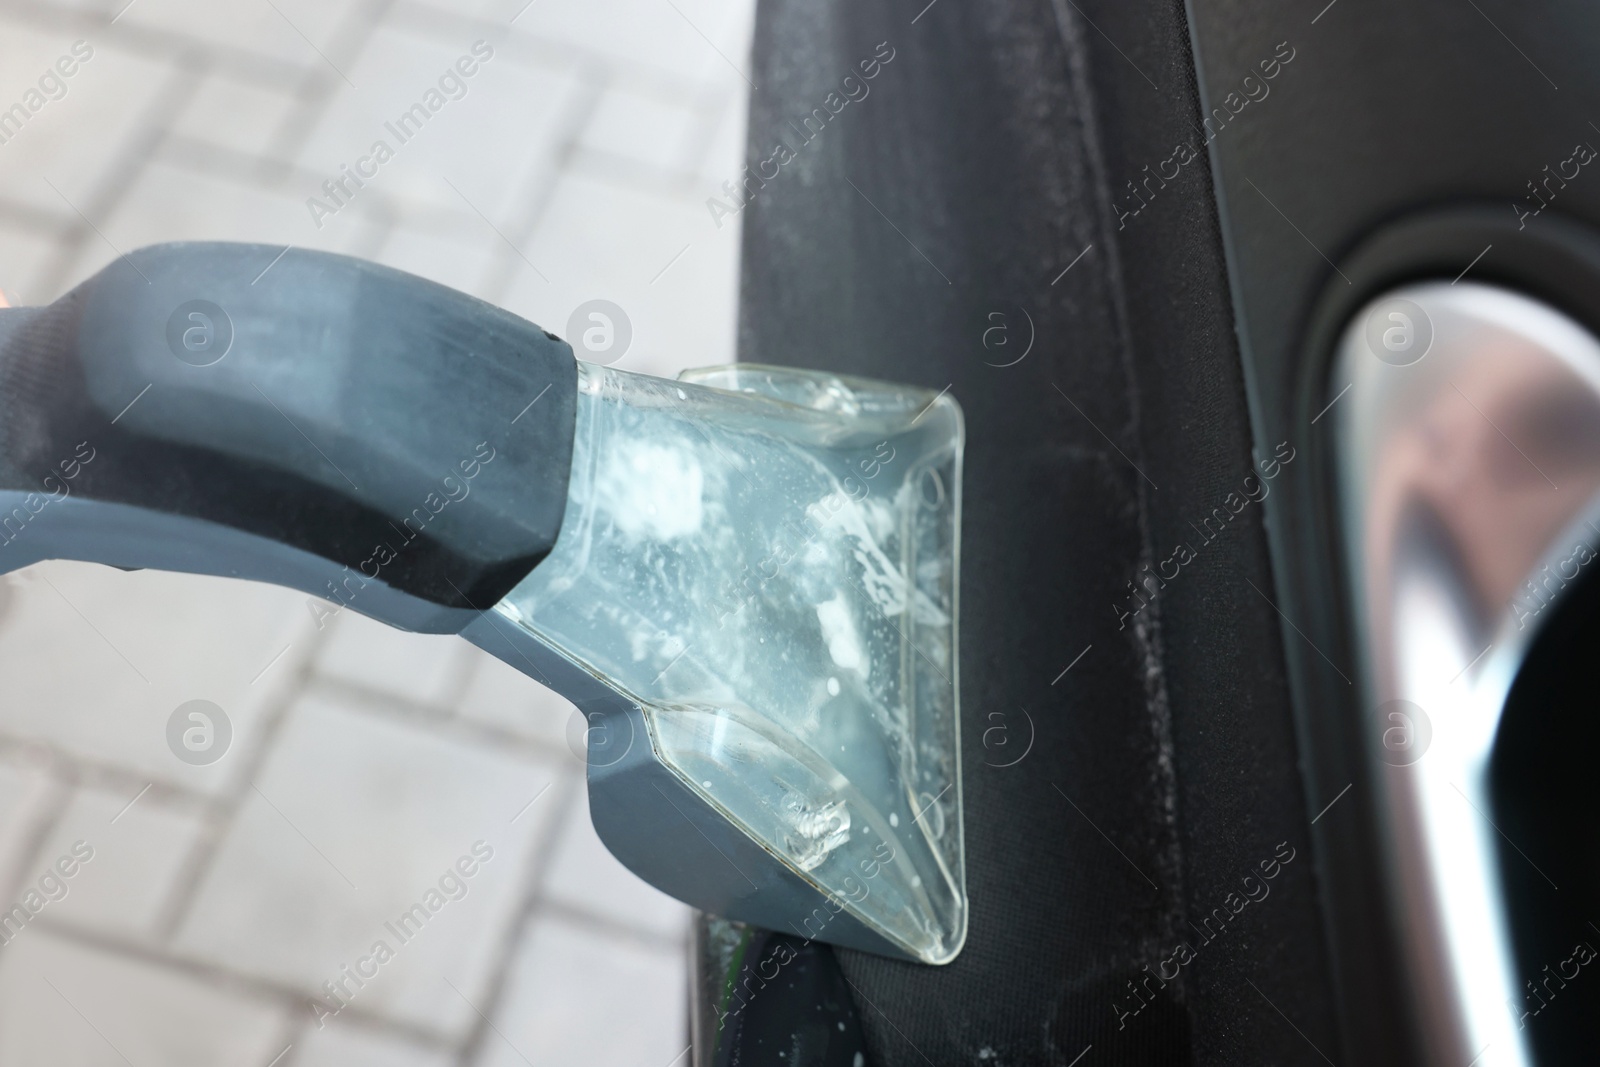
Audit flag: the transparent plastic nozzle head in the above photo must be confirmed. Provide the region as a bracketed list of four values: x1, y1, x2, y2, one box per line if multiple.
[494, 361, 965, 965]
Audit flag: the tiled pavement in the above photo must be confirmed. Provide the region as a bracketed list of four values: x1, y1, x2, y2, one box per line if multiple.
[0, 0, 755, 1063]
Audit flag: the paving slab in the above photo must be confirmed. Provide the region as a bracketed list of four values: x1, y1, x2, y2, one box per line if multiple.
[175, 691, 568, 1038]
[292, 1014, 453, 1067]
[0, 562, 314, 797]
[314, 609, 475, 709]
[0, 0, 752, 1061]
[454, 646, 577, 757]
[29, 785, 201, 940]
[0, 930, 285, 1066]
[0, 752, 64, 894]
[473, 914, 687, 1067]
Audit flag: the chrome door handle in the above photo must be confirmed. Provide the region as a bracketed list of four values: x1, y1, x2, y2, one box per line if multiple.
[1333, 282, 1600, 1066]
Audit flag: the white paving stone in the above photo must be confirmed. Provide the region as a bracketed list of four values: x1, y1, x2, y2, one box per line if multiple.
[72, 157, 367, 289]
[581, 85, 702, 174]
[293, 1015, 453, 1067]
[314, 609, 474, 707]
[0, 930, 285, 1066]
[0, 0, 752, 1056]
[0, 31, 175, 219]
[175, 692, 568, 1037]
[455, 646, 576, 758]
[293, 28, 501, 221]
[696, 80, 748, 184]
[0, 562, 315, 797]
[0, 752, 63, 892]
[424, 54, 592, 222]
[119, 0, 371, 71]
[0, 227, 67, 308]
[294, 24, 591, 225]
[29, 785, 200, 939]
[475, 915, 687, 1067]
[371, 222, 507, 304]
[515, 0, 753, 88]
[504, 170, 738, 380]
[169, 71, 303, 159]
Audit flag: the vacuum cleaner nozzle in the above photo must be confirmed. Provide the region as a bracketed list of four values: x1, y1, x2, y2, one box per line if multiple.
[497, 361, 966, 964]
[0, 242, 967, 964]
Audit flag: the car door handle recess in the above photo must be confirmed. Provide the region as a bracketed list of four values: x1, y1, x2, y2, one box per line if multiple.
[1334, 281, 1600, 1064]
